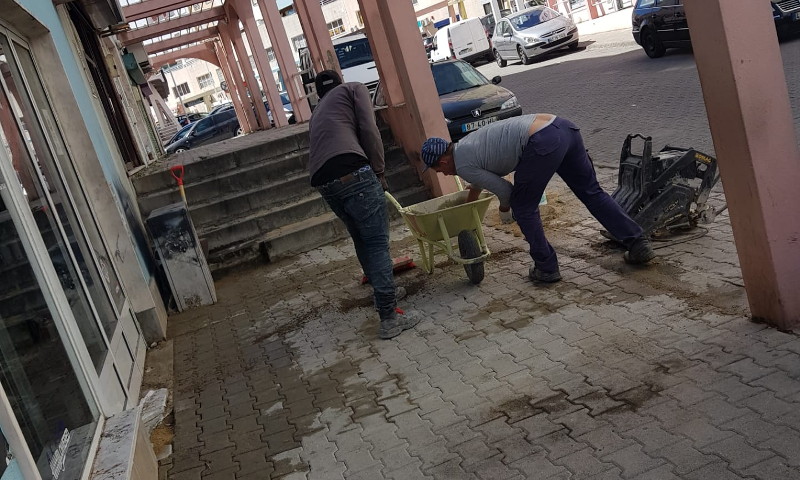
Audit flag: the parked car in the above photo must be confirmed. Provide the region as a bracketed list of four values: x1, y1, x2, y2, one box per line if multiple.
[480, 14, 496, 39]
[632, 0, 800, 58]
[165, 108, 239, 154]
[332, 33, 380, 93]
[208, 103, 233, 115]
[176, 112, 207, 126]
[492, 6, 579, 67]
[164, 123, 193, 147]
[430, 17, 493, 64]
[373, 59, 522, 141]
[264, 92, 296, 125]
[423, 35, 434, 59]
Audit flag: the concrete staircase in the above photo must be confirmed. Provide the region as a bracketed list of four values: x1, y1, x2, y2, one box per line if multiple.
[132, 123, 429, 274]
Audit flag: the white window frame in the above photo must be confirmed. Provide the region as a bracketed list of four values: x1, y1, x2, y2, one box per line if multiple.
[327, 18, 345, 37]
[197, 72, 214, 89]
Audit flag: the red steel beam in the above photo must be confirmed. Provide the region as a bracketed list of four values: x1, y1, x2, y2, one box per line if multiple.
[123, 0, 202, 23]
[145, 26, 219, 54]
[120, 6, 224, 45]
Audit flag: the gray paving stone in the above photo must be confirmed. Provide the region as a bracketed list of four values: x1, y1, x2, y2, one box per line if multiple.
[701, 434, 775, 471]
[601, 443, 666, 479]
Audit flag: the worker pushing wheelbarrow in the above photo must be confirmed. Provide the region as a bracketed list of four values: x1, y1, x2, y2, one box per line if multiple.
[385, 178, 493, 284]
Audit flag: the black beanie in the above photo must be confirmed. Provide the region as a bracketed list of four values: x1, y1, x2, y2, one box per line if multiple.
[315, 70, 342, 99]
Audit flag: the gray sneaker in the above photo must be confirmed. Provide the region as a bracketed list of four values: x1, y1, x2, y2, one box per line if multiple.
[379, 309, 421, 339]
[395, 286, 407, 301]
[624, 237, 656, 264]
[529, 265, 562, 283]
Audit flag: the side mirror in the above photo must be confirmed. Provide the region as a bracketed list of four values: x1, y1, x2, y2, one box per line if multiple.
[491, 76, 502, 85]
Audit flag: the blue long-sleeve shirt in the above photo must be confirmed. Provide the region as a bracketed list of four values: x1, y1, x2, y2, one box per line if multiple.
[454, 114, 553, 207]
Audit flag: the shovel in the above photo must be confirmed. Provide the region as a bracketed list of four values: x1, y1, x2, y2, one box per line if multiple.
[169, 165, 187, 204]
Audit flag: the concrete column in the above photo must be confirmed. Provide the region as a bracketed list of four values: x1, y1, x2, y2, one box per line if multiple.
[357, 0, 457, 196]
[214, 40, 252, 134]
[223, 9, 271, 130]
[685, 0, 800, 329]
[218, 22, 258, 133]
[294, 0, 340, 76]
[255, 0, 313, 123]
[231, 0, 287, 127]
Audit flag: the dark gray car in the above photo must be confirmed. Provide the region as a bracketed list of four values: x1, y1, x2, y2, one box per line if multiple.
[164, 108, 240, 154]
[492, 6, 579, 66]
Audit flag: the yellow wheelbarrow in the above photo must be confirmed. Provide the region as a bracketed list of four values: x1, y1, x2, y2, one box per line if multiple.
[385, 182, 493, 284]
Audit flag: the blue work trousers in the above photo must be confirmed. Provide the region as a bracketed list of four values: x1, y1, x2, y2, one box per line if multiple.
[510, 117, 644, 273]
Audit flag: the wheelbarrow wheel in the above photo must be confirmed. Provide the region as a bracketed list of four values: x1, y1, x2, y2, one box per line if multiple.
[458, 230, 484, 285]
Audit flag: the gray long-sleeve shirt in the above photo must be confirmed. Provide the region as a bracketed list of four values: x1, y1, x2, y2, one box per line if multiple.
[454, 114, 551, 208]
[308, 82, 385, 179]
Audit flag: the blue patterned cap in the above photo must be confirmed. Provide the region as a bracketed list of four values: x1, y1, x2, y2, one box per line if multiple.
[420, 137, 450, 171]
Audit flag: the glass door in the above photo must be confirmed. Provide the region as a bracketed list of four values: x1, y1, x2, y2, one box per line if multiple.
[0, 26, 144, 414]
[0, 147, 101, 479]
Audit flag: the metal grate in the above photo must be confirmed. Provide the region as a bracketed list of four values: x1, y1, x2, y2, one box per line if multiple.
[776, 0, 800, 13]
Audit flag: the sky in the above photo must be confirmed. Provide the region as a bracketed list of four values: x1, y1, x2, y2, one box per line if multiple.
[277, 0, 293, 9]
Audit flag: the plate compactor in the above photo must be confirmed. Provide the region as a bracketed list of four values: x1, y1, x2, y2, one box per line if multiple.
[608, 134, 722, 240]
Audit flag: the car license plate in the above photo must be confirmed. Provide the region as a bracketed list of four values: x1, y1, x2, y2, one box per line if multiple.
[462, 116, 497, 133]
[549, 32, 567, 43]
[794, 11, 800, 20]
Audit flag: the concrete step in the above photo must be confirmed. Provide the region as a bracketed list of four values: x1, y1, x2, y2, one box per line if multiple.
[199, 193, 328, 252]
[208, 212, 348, 273]
[187, 172, 315, 230]
[136, 149, 309, 217]
[132, 125, 310, 196]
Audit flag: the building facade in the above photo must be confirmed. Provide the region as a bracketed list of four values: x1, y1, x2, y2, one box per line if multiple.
[0, 0, 167, 477]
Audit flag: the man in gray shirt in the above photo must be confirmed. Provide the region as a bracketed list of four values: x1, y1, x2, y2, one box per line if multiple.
[309, 70, 419, 339]
[420, 114, 655, 283]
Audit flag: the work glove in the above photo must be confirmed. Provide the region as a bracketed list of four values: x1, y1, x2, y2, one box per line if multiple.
[499, 208, 514, 224]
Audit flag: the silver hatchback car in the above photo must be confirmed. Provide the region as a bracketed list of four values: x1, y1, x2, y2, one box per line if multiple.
[492, 6, 579, 66]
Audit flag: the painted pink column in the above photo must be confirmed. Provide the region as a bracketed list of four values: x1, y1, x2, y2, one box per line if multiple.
[218, 22, 258, 133]
[294, 0, 340, 77]
[685, 0, 800, 329]
[255, 0, 312, 123]
[225, 8, 271, 130]
[358, 0, 457, 196]
[214, 40, 251, 134]
[231, 0, 287, 128]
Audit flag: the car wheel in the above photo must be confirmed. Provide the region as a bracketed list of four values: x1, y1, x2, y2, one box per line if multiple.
[494, 49, 506, 68]
[568, 41, 579, 50]
[175, 148, 187, 153]
[517, 45, 531, 65]
[642, 29, 666, 58]
[235, 126, 243, 136]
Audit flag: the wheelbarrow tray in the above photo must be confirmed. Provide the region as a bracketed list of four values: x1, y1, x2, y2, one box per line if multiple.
[401, 190, 494, 242]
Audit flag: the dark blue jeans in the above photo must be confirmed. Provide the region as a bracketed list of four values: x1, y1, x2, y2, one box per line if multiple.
[317, 167, 397, 320]
[510, 117, 644, 273]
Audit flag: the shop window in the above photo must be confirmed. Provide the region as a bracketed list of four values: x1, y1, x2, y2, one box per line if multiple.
[327, 18, 345, 37]
[197, 73, 213, 89]
[172, 82, 190, 97]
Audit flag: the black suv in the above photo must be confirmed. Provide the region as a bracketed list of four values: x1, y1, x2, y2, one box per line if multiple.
[633, 0, 800, 58]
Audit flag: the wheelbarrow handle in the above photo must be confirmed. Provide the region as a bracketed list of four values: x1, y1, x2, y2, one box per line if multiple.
[384, 190, 403, 212]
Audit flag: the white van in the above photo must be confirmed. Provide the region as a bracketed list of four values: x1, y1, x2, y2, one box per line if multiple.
[332, 33, 380, 93]
[430, 18, 492, 64]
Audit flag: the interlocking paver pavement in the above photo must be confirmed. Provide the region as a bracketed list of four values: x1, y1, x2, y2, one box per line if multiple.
[157, 29, 800, 480]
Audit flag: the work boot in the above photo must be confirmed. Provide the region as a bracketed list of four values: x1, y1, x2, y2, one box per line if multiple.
[624, 237, 656, 264]
[529, 265, 562, 283]
[379, 309, 421, 340]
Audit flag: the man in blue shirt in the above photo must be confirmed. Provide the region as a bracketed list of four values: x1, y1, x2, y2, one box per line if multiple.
[420, 114, 655, 283]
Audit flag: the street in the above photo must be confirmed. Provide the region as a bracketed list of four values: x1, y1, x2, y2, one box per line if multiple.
[159, 29, 800, 480]
[477, 29, 800, 172]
